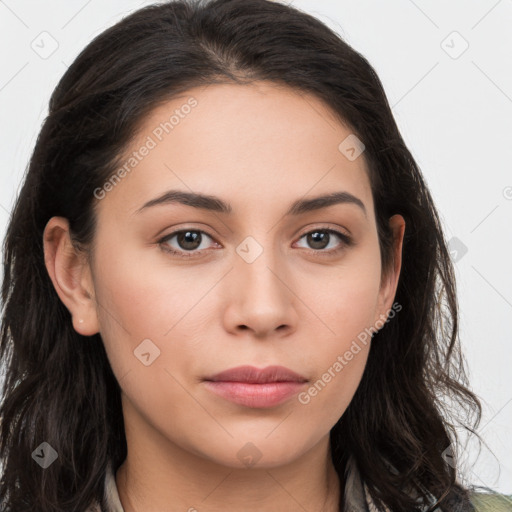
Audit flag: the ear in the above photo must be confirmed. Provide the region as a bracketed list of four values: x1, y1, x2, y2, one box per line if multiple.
[374, 214, 406, 323]
[43, 216, 99, 336]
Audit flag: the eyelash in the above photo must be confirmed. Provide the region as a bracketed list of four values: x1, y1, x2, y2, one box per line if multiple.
[158, 226, 353, 259]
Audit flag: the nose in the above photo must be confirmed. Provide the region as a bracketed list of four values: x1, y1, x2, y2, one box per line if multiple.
[222, 243, 299, 339]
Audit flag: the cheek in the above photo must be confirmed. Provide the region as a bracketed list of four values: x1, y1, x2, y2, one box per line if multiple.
[295, 344, 370, 443]
[91, 239, 184, 374]
[293, 248, 380, 418]
[92, 237, 223, 399]
[94, 233, 196, 331]
[296, 277, 376, 427]
[302, 245, 382, 346]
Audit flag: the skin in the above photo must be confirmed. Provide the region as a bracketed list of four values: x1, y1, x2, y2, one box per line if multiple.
[43, 81, 405, 512]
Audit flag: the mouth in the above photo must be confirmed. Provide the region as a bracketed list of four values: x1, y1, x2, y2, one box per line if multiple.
[203, 365, 308, 408]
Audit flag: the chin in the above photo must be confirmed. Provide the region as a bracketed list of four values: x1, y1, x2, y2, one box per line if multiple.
[196, 436, 314, 470]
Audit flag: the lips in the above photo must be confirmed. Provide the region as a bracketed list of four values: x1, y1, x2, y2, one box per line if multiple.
[203, 365, 308, 408]
[205, 365, 308, 384]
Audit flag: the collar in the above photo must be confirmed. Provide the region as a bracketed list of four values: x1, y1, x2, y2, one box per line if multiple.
[102, 461, 125, 511]
[93, 456, 437, 512]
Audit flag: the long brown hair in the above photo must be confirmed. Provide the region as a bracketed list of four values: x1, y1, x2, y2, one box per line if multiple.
[0, 0, 481, 510]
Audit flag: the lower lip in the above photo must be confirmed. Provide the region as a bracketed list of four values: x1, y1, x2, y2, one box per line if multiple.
[203, 381, 306, 408]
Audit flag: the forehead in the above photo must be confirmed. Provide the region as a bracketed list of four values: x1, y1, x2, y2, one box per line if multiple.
[100, 81, 373, 219]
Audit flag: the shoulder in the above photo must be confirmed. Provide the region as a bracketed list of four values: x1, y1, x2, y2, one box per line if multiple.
[470, 492, 512, 511]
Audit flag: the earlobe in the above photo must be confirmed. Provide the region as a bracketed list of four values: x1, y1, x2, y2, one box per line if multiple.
[42, 217, 99, 336]
[375, 214, 406, 324]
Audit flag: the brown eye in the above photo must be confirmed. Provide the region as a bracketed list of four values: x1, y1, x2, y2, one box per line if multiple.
[175, 230, 202, 251]
[159, 229, 217, 258]
[295, 228, 353, 256]
[306, 231, 331, 250]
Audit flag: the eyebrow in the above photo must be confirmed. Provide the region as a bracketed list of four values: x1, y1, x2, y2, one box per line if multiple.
[135, 189, 367, 218]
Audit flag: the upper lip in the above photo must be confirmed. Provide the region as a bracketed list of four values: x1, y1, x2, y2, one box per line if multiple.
[205, 365, 308, 384]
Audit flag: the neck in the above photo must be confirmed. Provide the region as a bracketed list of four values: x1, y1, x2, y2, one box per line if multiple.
[116, 422, 341, 512]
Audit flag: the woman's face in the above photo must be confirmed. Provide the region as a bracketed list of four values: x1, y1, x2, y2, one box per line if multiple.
[57, 81, 404, 469]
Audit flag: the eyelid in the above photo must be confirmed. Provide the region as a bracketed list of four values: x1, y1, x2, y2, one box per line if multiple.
[295, 223, 351, 241]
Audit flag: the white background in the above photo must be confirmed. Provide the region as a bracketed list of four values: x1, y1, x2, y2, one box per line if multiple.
[0, 0, 511, 494]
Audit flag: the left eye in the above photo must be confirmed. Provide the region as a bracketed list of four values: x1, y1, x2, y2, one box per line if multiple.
[159, 228, 352, 258]
[295, 229, 351, 253]
[159, 230, 217, 257]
